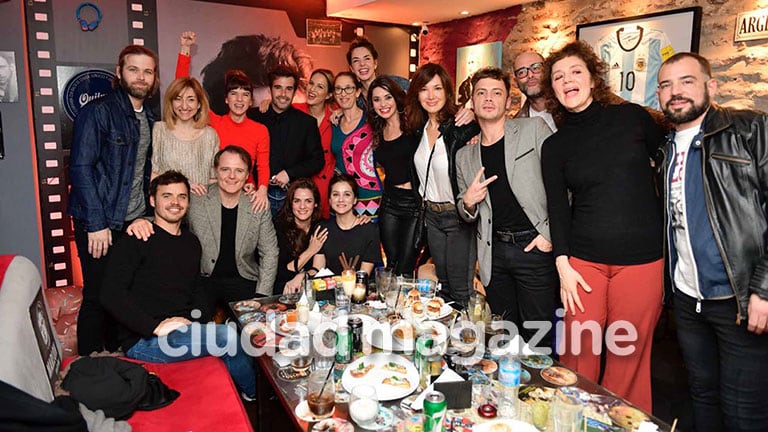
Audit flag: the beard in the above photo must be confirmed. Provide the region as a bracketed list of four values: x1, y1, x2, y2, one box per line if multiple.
[662, 89, 710, 126]
[121, 76, 151, 100]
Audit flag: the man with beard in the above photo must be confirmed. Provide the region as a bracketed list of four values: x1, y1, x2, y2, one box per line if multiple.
[511, 51, 555, 132]
[456, 67, 557, 350]
[69, 45, 159, 354]
[657, 52, 768, 431]
[247, 66, 323, 216]
[100, 171, 256, 399]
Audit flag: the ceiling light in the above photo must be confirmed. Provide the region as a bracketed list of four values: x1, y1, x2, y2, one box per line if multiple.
[460, 11, 470, 15]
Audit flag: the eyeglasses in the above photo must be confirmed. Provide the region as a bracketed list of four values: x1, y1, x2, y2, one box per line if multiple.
[334, 86, 356, 95]
[514, 62, 543, 79]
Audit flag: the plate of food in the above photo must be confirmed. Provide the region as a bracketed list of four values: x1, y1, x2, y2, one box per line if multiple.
[519, 385, 556, 403]
[520, 354, 553, 369]
[540, 366, 578, 386]
[232, 299, 261, 313]
[311, 418, 354, 432]
[608, 404, 649, 430]
[472, 419, 538, 432]
[368, 320, 415, 352]
[341, 353, 419, 401]
[402, 297, 452, 320]
[260, 302, 287, 313]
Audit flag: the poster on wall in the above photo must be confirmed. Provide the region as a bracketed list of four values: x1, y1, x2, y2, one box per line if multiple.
[307, 19, 342, 46]
[0, 51, 19, 103]
[56, 65, 116, 150]
[577, 7, 702, 110]
[455, 42, 502, 106]
[30, 287, 61, 393]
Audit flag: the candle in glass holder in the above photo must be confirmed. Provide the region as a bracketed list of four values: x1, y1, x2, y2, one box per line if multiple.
[341, 269, 355, 297]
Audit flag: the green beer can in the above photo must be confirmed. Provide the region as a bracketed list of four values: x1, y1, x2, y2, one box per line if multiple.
[423, 391, 447, 432]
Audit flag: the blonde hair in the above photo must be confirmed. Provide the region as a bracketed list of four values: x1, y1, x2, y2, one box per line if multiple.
[162, 77, 210, 129]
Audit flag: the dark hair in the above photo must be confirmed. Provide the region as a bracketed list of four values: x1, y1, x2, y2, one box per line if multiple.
[162, 77, 210, 129]
[346, 37, 379, 65]
[405, 63, 457, 134]
[214, 145, 252, 170]
[661, 52, 712, 78]
[367, 76, 407, 149]
[225, 69, 254, 94]
[268, 65, 300, 89]
[113, 45, 160, 95]
[310, 69, 334, 94]
[542, 41, 612, 125]
[201, 35, 312, 114]
[150, 170, 190, 197]
[276, 179, 322, 257]
[329, 173, 358, 199]
[334, 71, 362, 89]
[470, 67, 511, 94]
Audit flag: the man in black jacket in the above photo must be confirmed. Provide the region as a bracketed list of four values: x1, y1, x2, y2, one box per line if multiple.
[657, 52, 768, 432]
[248, 66, 323, 217]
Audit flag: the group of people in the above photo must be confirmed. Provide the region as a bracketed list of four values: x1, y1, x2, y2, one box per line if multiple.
[66, 30, 767, 431]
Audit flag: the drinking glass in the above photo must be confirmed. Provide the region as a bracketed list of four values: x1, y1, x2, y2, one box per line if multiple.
[375, 267, 393, 300]
[307, 369, 335, 419]
[552, 392, 583, 432]
[349, 384, 379, 428]
[468, 291, 487, 323]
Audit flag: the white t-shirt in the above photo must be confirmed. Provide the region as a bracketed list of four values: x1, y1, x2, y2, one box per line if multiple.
[669, 126, 700, 299]
[529, 107, 556, 132]
[414, 125, 454, 203]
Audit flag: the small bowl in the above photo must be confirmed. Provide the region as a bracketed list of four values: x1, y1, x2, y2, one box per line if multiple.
[291, 356, 314, 373]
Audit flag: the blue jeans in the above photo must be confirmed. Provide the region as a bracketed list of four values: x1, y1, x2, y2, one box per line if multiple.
[268, 185, 286, 219]
[674, 291, 768, 432]
[126, 323, 256, 398]
[425, 205, 475, 308]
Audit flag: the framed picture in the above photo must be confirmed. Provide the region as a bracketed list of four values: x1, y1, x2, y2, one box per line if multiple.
[0, 51, 19, 103]
[577, 7, 702, 109]
[306, 19, 342, 47]
[456, 41, 502, 106]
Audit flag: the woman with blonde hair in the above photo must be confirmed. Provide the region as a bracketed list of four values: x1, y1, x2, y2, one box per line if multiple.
[151, 77, 219, 195]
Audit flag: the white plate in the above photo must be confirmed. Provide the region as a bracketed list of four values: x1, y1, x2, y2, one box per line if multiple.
[367, 320, 415, 352]
[341, 353, 419, 401]
[294, 399, 335, 422]
[402, 299, 453, 320]
[473, 419, 539, 432]
[272, 313, 378, 337]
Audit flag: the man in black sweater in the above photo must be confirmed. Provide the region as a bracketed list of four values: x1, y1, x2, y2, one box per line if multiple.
[248, 65, 324, 217]
[100, 171, 256, 399]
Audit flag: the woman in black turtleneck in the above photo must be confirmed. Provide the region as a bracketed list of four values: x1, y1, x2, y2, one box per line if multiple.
[540, 41, 664, 412]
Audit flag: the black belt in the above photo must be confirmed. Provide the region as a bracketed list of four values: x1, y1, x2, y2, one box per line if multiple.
[426, 201, 455, 213]
[493, 229, 537, 244]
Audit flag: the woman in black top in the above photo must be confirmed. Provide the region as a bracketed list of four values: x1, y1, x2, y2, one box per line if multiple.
[540, 41, 664, 411]
[274, 179, 327, 294]
[368, 76, 420, 276]
[404, 63, 480, 308]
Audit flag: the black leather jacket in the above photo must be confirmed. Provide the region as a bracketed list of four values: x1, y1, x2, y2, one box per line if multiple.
[663, 105, 768, 322]
[412, 120, 481, 200]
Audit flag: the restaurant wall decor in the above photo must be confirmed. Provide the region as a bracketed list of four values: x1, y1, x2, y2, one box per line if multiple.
[576, 7, 702, 110]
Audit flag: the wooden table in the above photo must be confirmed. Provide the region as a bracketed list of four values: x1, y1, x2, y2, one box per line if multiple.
[232, 295, 671, 432]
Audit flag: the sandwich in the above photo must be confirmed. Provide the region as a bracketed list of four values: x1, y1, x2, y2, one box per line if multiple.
[350, 362, 375, 378]
[426, 298, 443, 318]
[411, 301, 425, 318]
[382, 376, 411, 388]
[382, 361, 408, 374]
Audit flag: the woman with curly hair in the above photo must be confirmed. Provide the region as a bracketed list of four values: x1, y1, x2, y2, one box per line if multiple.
[404, 63, 480, 308]
[368, 76, 420, 276]
[274, 179, 327, 294]
[540, 40, 665, 411]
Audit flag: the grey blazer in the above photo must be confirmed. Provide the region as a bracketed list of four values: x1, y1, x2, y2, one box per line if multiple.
[455, 117, 553, 285]
[188, 184, 278, 296]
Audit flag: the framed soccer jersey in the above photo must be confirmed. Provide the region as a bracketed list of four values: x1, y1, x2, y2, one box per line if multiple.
[577, 7, 702, 109]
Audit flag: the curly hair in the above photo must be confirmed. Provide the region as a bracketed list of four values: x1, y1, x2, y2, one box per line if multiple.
[201, 35, 312, 114]
[404, 63, 458, 134]
[367, 76, 407, 149]
[542, 40, 612, 125]
[276, 178, 322, 258]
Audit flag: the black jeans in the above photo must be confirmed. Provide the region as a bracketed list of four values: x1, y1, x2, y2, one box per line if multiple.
[484, 234, 559, 351]
[674, 291, 768, 432]
[425, 205, 475, 308]
[73, 219, 125, 354]
[379, 186, 421, 276]
[202, 276, 259, 318]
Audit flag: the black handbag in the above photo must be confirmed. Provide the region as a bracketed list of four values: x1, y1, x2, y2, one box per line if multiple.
[413, 144, 436, 250]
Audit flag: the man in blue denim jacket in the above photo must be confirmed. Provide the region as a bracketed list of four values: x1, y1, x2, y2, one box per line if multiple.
[68, 45, 159, 355]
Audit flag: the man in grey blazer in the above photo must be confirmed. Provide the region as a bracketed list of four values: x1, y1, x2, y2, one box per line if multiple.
[188, 146, 278, 312]
[456, 67, 558, 350]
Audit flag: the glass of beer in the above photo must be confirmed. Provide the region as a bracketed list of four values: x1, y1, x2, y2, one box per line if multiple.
[307, 369, 335, 418]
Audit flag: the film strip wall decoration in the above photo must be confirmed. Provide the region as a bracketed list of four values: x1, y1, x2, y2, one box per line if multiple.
[24, 0, 158, 288]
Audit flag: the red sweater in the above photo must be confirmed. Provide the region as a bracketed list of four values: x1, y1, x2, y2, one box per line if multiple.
[176, 53, 270, 187]
[294, 102, 334, 218]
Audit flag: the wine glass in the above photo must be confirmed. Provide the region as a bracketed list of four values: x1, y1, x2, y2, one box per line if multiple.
[349, 384, 379, 428]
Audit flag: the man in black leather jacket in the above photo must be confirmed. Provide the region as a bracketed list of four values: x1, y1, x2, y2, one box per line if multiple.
[657, 52, 768, 432]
